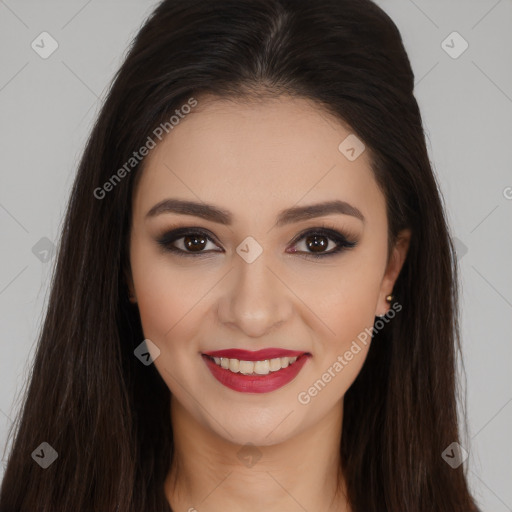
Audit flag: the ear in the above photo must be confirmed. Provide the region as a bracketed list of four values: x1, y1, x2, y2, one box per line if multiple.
[375, 228, 411, 316]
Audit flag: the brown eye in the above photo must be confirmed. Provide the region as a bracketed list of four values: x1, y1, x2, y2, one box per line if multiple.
[157, 226, 357, 259]
[182, 233, 208, 252]
[303, 234, 330, 253]
[157, 228, 222, 256]
[288, 227, 357, 259]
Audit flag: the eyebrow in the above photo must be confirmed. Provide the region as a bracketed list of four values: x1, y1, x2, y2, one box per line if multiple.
[145, 198, 365, 225]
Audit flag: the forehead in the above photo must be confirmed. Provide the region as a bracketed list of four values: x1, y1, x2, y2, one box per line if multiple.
[134, 95, 384, 224]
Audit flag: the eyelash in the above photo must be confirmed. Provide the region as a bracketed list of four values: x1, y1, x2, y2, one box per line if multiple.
[156, 223, 358, 260]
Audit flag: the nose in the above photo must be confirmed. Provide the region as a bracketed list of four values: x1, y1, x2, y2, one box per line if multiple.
[217, 250, 293, 338]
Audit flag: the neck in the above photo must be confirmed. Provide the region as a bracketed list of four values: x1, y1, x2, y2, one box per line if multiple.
[165, 397, 350, 512]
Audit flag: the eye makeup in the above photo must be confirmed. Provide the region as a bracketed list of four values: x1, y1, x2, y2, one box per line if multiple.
[155, 222, 358, 260]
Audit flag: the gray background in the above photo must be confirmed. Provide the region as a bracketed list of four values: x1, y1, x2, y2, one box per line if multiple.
[1, 1, 511, 510]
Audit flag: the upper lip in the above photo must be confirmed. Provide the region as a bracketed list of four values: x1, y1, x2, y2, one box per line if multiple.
[202, 348, 309, 361]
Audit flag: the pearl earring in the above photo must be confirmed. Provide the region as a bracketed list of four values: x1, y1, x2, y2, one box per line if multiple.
[376, 294, 394, 318]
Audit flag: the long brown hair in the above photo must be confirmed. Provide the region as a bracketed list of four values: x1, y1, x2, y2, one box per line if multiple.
[0, 0, 479, 510]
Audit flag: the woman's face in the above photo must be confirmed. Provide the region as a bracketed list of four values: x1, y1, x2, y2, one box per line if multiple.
[128, 95, 409, 446]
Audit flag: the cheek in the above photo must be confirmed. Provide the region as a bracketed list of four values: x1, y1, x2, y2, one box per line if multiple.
[292, 251, 384, 341]
[293, 266, 380, 408]
[129, 248, 213, 396]
[129, 237, 203, 351]
[301, 273, 376, 391]
[287, 240, 386, 396]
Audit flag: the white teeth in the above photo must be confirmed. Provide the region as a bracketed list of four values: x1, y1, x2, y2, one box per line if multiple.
[254, 360, 270, 375]
[210, 355, 300, 375]
[238, 360, 254, 374]
[228, 358, 240, 373]
[269, 358, 281, 371]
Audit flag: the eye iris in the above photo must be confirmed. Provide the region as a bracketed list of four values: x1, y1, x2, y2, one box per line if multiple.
[184, 234, 207, 252]
[306, 234, 328, 253]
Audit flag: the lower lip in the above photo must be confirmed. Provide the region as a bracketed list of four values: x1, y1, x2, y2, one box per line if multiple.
[202, 354, 310, 394]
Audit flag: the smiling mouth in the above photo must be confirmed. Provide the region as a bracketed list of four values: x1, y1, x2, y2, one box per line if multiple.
[201, 352, 311, 393]
[203, 354, 306, 375]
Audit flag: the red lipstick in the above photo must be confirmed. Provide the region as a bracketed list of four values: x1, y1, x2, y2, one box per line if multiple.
[203, 348, 305, 361]
[201, 348, 310, 394]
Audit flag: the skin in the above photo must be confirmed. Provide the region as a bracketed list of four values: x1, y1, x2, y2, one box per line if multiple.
[126, 94, 411, 512]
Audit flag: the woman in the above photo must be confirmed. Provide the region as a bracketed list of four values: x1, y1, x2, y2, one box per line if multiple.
[0, 0, 480, 510]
